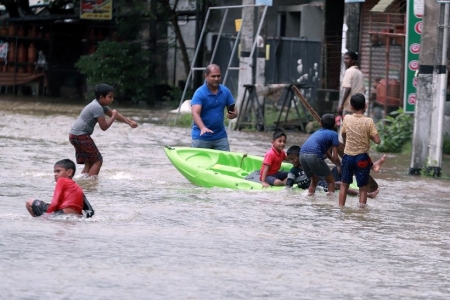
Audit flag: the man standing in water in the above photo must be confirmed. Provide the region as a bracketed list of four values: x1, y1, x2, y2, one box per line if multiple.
[191, 64, 237, 151]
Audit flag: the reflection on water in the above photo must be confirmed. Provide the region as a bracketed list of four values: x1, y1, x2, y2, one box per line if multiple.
[1, 96, 450, 299]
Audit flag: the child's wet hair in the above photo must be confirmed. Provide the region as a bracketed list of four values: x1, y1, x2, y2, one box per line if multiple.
[320, 113, 336, 130]
[350, 93, 366, 110]
[286, 145, 300, 156]
[55, 159, 76, 176]
[95, 83, 114, 99]
[272, 130, 286, 141]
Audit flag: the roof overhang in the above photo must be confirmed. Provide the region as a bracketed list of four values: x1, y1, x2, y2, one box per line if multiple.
[371, 0, 396, 12]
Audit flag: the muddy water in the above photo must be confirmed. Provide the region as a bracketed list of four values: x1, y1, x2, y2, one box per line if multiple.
[1, 96, 450, 299]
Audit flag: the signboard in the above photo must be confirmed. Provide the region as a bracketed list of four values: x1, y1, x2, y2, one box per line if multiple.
[256, 0, 273, 5]
[404, 0, 423, 112]
[80, 0, 113, 20]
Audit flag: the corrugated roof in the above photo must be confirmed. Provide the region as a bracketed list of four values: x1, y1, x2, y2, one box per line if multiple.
[370, 0, 396, 12]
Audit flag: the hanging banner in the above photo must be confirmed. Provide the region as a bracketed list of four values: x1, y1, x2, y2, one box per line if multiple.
[80, 0, 113, 20]
[404, 0, 423, 112]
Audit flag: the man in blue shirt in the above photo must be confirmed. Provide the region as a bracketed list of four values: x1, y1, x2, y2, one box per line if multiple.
[191, 64, 237, 151]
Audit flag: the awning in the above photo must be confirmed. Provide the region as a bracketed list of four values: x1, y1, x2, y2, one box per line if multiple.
[370, 0, 396, 12]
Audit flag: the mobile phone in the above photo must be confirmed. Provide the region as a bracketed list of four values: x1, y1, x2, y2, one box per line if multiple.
[227, 104, 235, 113]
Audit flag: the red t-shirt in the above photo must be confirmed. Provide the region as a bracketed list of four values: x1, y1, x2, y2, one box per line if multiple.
[260, 146, 287, 180]
[46, 177, 84, 214]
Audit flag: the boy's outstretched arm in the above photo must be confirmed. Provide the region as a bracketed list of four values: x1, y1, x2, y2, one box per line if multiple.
[371, 133, 381, 144]
[105, 109, 138, 128]
[46, 179, 65, 213]
[98, 109, 118, 131]
[326, 146, 341, 167]
[115, 112, 138, 128]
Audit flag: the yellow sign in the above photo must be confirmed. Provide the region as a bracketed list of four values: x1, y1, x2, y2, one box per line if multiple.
[235, 19, 242, 32]
[80, 0, 113, 20]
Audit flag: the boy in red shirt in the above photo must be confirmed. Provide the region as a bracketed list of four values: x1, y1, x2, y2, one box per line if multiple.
[260, 131, 288, 188]
[26, 159, 94, 218]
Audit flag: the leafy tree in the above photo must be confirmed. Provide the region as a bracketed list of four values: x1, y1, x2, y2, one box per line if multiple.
[157, 0, 194, 78]
[75, 40, 151, 102]
[74, 0, 202, 101]
[376, 108, 413, 153]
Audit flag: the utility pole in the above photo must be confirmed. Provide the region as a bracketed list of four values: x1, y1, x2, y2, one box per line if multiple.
[237, 0, 255, 110]
[427, 2, 449, 176]
[344, 3, 360, 53]
[409, 1, 439, 175]
[254, 5, 267, 131]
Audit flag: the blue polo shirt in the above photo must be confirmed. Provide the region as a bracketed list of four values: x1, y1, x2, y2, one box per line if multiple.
[191, 82, 235, 141]
[300, 128, 340, 159]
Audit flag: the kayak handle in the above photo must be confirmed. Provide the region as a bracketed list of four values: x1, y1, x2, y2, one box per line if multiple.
[240, 153, 248, 168]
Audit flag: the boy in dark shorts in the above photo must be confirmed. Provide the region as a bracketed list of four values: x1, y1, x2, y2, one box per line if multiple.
[286, 145, 382, 198]
[26, 159, 94, 218]
[260, 130, 289, 188]
[339, 93, 382, 207]
[69, 83, 138, 178]
[300, 114, 341, 196]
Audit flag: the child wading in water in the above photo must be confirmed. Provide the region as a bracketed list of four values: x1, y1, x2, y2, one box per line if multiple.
[286, 145, 383, 199]
[339, 93, 384, 207]
[300, 114, 341, 196]
[26, 159, 94, 218]
[69, 84, 138, 178]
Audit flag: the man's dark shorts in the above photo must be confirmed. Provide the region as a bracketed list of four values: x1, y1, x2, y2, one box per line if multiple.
[31, 200, 63, 216]
[266, 171, 288, 186]
[69, 134, 103, 164]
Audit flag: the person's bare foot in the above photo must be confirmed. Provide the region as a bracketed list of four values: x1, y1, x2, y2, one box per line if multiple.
[372, 154, 386, 172]
[367, 188, 380, 199]
[326, 191, 335, 196]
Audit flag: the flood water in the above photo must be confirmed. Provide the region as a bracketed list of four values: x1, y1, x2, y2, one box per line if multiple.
[1, 95, 450, 299]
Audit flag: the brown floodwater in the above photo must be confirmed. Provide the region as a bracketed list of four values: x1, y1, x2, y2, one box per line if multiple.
[1, 95, 449, 299]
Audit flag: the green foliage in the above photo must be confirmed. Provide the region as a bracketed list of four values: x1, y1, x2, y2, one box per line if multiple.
[75, 41, 152, 102]
[166, 87, 193, 103]
[444, 134, 450, 155]
[172, 113, 192, 128]
[115, 0, 150, 40]
[74, 0, 161, 102]
[376, 108, 413, 153]
[420, 159, 442, 177]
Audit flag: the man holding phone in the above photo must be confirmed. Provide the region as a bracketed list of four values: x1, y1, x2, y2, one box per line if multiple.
[190, 64, 238, 151]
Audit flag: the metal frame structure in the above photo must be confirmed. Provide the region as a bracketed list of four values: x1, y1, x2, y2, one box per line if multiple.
[174, 4, 268, 124]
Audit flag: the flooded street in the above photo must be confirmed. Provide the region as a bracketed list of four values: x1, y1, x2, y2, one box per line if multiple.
[1, 95, 450, 299]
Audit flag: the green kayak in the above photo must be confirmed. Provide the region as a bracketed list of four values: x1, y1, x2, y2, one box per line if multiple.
[164, 146, 292, 190]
